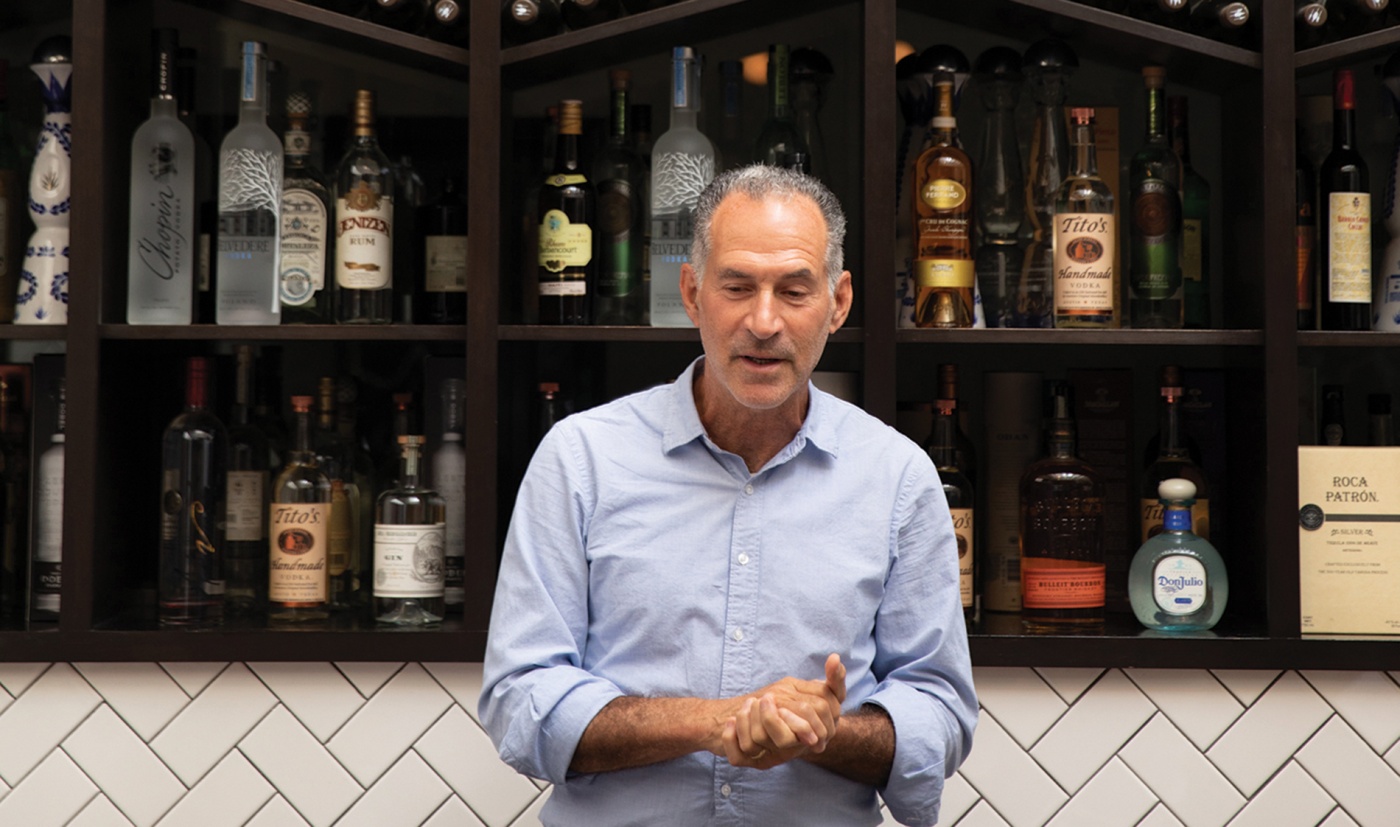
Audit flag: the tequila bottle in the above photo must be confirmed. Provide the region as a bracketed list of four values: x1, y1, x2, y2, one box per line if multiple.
[280, 92, 332, 323]
[1129, 66, 1184, 328]
[1053, 108, 1116, 328]
[335, 89, 394, 324]
[375, 435, 446, 625]
[268, 395, 331, 623]
[972, 46, 1025, 329]
[1129, 478, 1227, 632]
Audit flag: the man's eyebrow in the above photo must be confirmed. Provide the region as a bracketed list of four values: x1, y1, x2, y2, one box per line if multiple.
[715, 267, 820, 281]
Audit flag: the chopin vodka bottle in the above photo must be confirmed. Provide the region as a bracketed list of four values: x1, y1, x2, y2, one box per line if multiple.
[375, 435, 446, 625]
[972, 47, 1024, 329]
[1129, 478, 1227, 631]
[650, 47, 715, 326]
[1015, 39, 1077, 328]
[593, 71, 647, 325]
[335, 90, 395, 323]
[30, 378, 64, 622]
[1129, 66, 1184, 328]
[128, 29, 195, 325]
[280, 92, 332, 323]
[433, 378, 467, 612]
[225, 345, 269, 614]
[268, 395, 331, 622]
[216, 41, 282, 325]
[1053, 108, 1116, 328]
[159, 357, 227, 626]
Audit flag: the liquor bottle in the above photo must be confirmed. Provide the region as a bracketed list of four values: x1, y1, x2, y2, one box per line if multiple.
[433, 378, 467, 612]
[280, 92, 332, 323]
[1297, 122, 1318, 330]
[0, 375, 27, 622]
[380, 392, 416, 485]
[1052, 107, 1116, 328]
[158, 357, 227, 627]
[268, 395, 331, 622]
[419, 175, 468, 324]
[375, 435, 446, 625]
[754, 44, 807, 169]
[790, 48, 832, 180]
[314, 377, 362, 610]
[0, 62, 21, 324]
[335, 89, 395, 324]
[30, 378, 63, 622]
[716, 60, 746, 173]
[1374, 50, 1400, 332]
[1129, 478, 1227, 631]
[216, 42, 282, 325]
[1142, 365, 1210, 541]
[393, 154, 425, 324]
[424, 0, 470, 45]
[501, 0, 564, 45]
[15, 36, 72, 326]
[925, 366, 976, 623]
[1015, 39, 1077, 329]
[1188, 0, 1251, 44]
[1321, 69, 1371, 331]
[1169, 97, 1210, 328]
[538, 100, 595, 325]
[650, 47, 715, 326]
[366, 0, 428, 32]
[593, 71, 646, 325]
[1019, 381, 1105, 629]
[538, 381, 563, 441]
[1129, 66, 1184, 328]
[226, 346, 270, 615]
[561, 0, 621, 29]
[1321, 384, 1346, 444]
[1369, 392, 1394, 445]
[1129, 0, 1189, 26]
[176, 48, 215, 324]
[1296, 1, 1329, 48]
[336, 377, 377, 606]
[972, 47, 1024, 329]
[912, 77, 975, 328]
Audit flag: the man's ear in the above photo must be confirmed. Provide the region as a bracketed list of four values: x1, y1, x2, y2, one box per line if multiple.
[680, 263, 701, 325]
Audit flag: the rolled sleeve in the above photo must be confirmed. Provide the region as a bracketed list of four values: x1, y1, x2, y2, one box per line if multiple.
[865, 681, 972, 826]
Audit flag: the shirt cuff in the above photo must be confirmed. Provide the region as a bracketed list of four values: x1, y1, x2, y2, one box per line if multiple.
[865, 682, 955, 827]
[501, 667, 626, 785]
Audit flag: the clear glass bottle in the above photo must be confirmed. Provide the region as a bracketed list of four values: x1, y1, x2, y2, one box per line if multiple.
[1053, 107, 1117, 328]
[280, 91, 332, 323]
[216, 41, 282, 325]
[268, 394, 331, 623]
[1142, 366, 1209, 541]
[912, 77, 974, 328]
[1168, 96, 1210, 328]
[925, 365, 976, 624]
[649, 46, 715, 327]
[225, 345, 270, 616]
[790, 48, 831, 181]
[538, 99, 595, 325]
[1129, 478, 1227, 632]
[335, 89, 395, 324]
[128, 29, 196, 325]
[158, 356, 227, 627]
[1015, 39, 1077, 329]
[375, 435, 446, 625]
[0, 374, 27, 622]
[30, 378, 63, 622]
[972, 47, 1025, 329]
[418, 174, 468, 324]
[433, 378, 467, 612]
[593, 70, 647, 325]
[1129, 66, 1184, 328]
[754, 43, 807, 169]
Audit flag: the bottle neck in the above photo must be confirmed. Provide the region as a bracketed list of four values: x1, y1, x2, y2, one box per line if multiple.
[610, 84, 629, 143]
[238, 50, 268, 124]
[1333, 104, 1357, 152]
[1145, 85, 1166, 142]
[151, 96, 178, 119]
[1158, 386, 1187, 458]
[292, 411, 314, 460]
[669, 57, 700, 129]
[554, 132, 582, 172]
[929, 404, 959, 468]
[931, 82, 957, 147]
[768, 49, 791, 119]
[1046, 419, 1076, 459]
[1072, 121, 1099, 177]
[1162, 501, 1193, 533]
[399, 444, 422, 487]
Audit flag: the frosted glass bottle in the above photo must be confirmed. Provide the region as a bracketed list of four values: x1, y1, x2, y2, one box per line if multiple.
[1129, 478, 1228, 632]
[215, 41, 282, 325]
[433, 378, 466, 612]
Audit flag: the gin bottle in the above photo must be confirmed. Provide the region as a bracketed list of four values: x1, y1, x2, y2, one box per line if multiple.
[280, 92, 332, 323]
[128, 29, 195, 325]
[433, 378, 467, 611]
[1129, 478, 1227, 632]
[335, 90, 394, 324]
[649, 46, 715, 327]
[1129, 66, 1184, 328]
[1052, 108, 1116, 328]
[268, 395, 331, 623]
[972, 47, 1025, 329]
[375, 435, 446, 626]
[216, 42, 282, 325]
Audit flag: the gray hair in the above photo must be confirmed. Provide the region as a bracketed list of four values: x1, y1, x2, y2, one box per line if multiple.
[689, 164, 847, 294]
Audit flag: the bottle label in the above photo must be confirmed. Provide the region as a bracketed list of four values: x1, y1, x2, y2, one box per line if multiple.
[1152, 555, 1207, 615]
[950, 507, 974, 610]
[31, 560, 60, 612]
[921, 179, 967, 211]
[36, 447, 64, 563]
[281, 188, 328, 305]
[538, 208, 593, 272]
[284, 127, 311, 158]
[336, 187, 393, 290]
[651, 151, 714, 214]
[1021, 562, 1105, 609]
[1328, 192, 1371, 303]
[539, 280, 586, 296]
[1130, 178, 1181, 298]
[1142, 497, 1210, 542]
[328, 483, 353, 577]
[374, 523, 446, 598]
[546, 174, 587, 187]
[1297, 224, 1315, 311]
[1181, 218, 1203, 283]
[1053, 213, 1116, 316]
[269, 502, 330, 603]
[133, 141, 190, 285]
[914, 258, 974, 289]
[425, 235, 468, 293]
[226, 470, 267, 542]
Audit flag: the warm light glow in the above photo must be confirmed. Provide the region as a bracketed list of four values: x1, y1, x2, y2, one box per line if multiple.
[742, 51, 767, 86]
[895, 40, 916, 64]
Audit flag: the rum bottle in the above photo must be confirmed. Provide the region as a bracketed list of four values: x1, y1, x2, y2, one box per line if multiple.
[754, 44, 807, 169]
[268, 395, 331, 622]
[418, 175, 468, 324]
[912, 76, 975, 328]
[433, 378, 467, 612]
[1141, 366, 1210, 542]
[1053, 108, 1116, 328]
[1129, 66, 1184, 328]
[972, 47, 1025, 329]
[593, 71, 647, 325]
[1169, 96, 1211, 328]
[925, 365, 976, 622]
[1129, 478, 1227, 631]
[1321, 68, 1371, 331]
[375, 435, 446, 625]
[1015, 39, 1077, 329]
[280, 92, 332, 323]
[538, 99, 595, 325]
[335, 89, 394, 324]
[225, 345, 270, 615]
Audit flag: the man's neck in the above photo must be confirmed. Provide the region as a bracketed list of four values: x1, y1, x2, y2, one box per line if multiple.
[692, 363, 808, 473]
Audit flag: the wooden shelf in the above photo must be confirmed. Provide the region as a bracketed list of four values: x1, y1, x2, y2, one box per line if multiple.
[896, 328, 1263, 346]
[499, 325, 865, 344]
[100, 324, 468, 342]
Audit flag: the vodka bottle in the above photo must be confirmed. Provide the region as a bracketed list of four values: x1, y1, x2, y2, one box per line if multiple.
[216, 41, 282, 325]
[128, 29, 195, 324]
[1052, 108, 1117, 328]
[432, 378, 467, 611]
[335, 90, 395, 324]
[375, 435, 446, 625]
[280, 92, 332, 323]
[649, 46, 715, 327]
[268, 395, 331, 622]
[30, 377, 64, 622]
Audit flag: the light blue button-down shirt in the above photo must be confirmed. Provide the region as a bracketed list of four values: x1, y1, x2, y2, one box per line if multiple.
[480, 357, 977, 826]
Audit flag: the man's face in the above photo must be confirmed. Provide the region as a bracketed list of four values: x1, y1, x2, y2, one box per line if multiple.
[680, 192, 852, 416]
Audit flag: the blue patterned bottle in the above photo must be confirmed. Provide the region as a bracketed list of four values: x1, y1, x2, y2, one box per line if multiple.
[1128, 478, 1227, 632]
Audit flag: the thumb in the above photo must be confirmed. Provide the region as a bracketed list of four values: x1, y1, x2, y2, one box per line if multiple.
[825, 653, 847, 703]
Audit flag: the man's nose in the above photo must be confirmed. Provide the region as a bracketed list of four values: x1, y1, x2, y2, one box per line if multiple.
[745, 290, 784, 339]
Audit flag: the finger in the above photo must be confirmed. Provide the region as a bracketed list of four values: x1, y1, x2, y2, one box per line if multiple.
[720, 717, 745, 764]
[736, 698, 762, 755]
[826, 653, 847, 704]
[756, 694, 807, 751]
[776, 705, 826, 748]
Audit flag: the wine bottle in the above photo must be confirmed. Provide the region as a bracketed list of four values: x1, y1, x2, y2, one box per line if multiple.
[433, 378, 466, 612]
[375, 435, 446, 625]
[1052, 107, 1116, 328]
[1142, 365, 1210, 541]
[1015, 39, 1077, 329]
[754, 44, 807, 169]
[128, 29, 196, 325]
[225, 345, 270, 615]
[0, 373, 27, 622]
[335, 89, 395, 324]
[972, 47, 1024, 329]
[1168, 96, 1210, 328]
[424, 0, 470, 45]
[269, 394, 331, 622]
[561, 0, 621, 30]
[30, 376, 63, 623]
[418, 175, 468, 324]
[912, 76, 974, 328]
[365, 0, 429, 32]
[1321, 68, 1371, 331]
[1129, 66, 1184, 328]
[501, 0, 564, 45]
[1297, 121, 1318, 329]
[1187, 0, 1251, 44]
[537, 99, 595, 325]
[593, 70, 647, 325]
[280, 92, 332, 323]
[176, 48, 216, 324]
[158, 356, 227, 627]
[216, 41, 282, 325]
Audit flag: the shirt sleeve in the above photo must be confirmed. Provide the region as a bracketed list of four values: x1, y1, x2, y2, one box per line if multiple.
[477, 422, 626, 785]
[863, 458, 978, 827]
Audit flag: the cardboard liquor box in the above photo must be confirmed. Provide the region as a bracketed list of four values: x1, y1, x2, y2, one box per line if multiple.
[981, 372, 1043, 612]
[1298, 446, 1400, 634]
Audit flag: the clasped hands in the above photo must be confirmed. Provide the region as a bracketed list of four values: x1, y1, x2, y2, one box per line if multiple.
[717, 653, 846, 770]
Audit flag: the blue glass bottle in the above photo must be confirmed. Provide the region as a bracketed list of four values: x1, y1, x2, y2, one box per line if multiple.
[1128, 478, 1227, 631]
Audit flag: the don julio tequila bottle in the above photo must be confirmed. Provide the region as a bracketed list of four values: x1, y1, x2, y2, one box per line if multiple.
[335, 89, 395, 324]
[1129, 478, 1227, 631]
[1052, 107, 1116, 328]
[375, 435, 446, 626]
[268, 395, 331, 622]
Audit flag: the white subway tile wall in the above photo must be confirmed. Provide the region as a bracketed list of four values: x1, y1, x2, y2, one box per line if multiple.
[0, 665, 1392, 826]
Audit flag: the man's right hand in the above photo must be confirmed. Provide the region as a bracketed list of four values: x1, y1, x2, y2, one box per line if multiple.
[717, 653, 847, 769]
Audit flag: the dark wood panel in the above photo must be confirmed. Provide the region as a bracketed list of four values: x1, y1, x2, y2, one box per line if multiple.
[896, 329, 1264, 346]
[0, 627, 487, 662]
[500, 325, 866, 343]
[101, 324, 469, 341]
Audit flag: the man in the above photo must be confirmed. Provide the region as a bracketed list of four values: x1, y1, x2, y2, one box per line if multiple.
[480, 165, 976, 826]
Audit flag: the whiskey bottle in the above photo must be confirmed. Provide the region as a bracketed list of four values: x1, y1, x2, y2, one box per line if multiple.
[225, 345, 270, 615]
[280, 93, 332, 323]
[268, 395, 331, 622]
[912, 76, 974, 328]
[593, 70, 647, 325]
[1321, 68, 1371, 331]
[754, 44, 807, 169]
[926, 366, 976, 622]
[1142, 366, 1210, 542]
[433, 378, 467, 612]
[1129, 66, 1184, 328]
[1297, 122, 1318, 330]
[1129, 478, 1227, 631]
[159, 357, 227, 627]
[1053, 108, 1116, 328]
[128, 29, 196, 325]
[29, 377, 63, 623]
[501, 0, 564, 45]
[1015, 39, 1077, 329]
[1169, 96, 1211, 328]
[216, 42, 282, 325]
[972, 47, 1025, 329]
[538, 100, 595, 325]
[375, 435, 446, 625]
[1019, 381, 1105, 629]
[418, 175, 468, 324]
[0, 374, 26, 622]
[335, 90, 395, 324]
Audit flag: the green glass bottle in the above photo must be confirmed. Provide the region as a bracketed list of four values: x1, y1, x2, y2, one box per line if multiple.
[1169, 96, 1210, 328]
[1129, 66, 1183, 328]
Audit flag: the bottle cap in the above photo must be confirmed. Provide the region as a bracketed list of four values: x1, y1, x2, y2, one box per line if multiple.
[1070, 107, 1094, 125]
[1334, 69, 1356, 110]
[558, 100, 583, 136]
[1158, 478, 1197, 502]
[397, 434, 426, 447]
[1142, 66, 1166, 89]
[352, 88, 376, 131]
[291, 395, 313, 413]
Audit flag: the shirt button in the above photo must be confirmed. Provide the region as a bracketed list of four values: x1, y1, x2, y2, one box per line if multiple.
[733, 627, 744, 641]
[721, 783, 732, 797]
[738, 552, 750, 566]
[744, 484, 754, 495]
